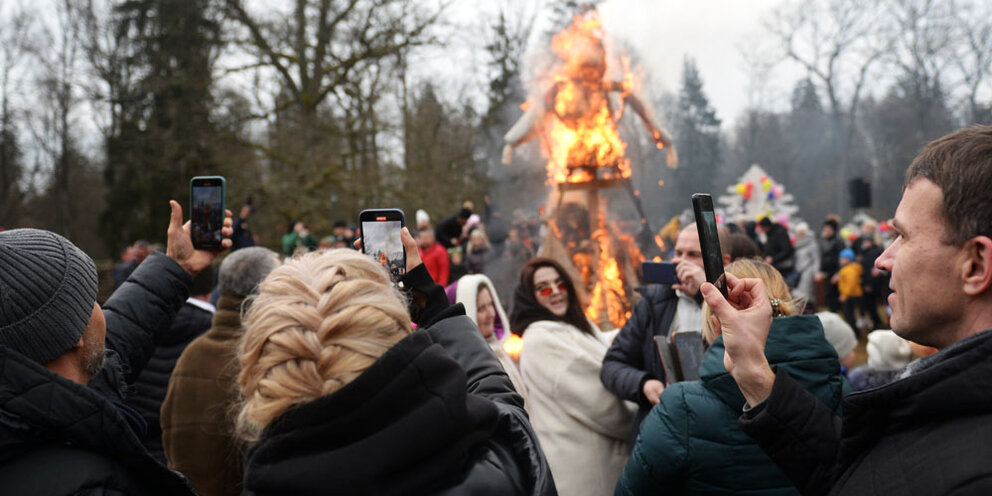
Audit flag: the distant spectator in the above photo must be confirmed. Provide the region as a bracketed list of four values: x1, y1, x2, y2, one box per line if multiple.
[793, 222, 821, 305]
[466, 228, 492, 274]
[858, 237, 887, 330]
[113, 240, 151, 287]
[437, 208, 471, 249]
[282, 220, 318, 257]
[162, 247, 281, 496]
[727, 232, 761, 261]
[816, 216, 845, 312]
[128, 266, 217, 463]
[832, 249, 863, 334]
[415, 209, 431, 231]
[757, 217, 796, 282]
[848, 330, 912, 391]
[448, 246, 468, 282]
[332, 220, 355, 247]
[231, 204, 256, 251]
[416, 228, 450, 286]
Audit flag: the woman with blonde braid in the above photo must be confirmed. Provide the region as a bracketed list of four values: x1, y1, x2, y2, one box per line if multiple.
[235, 231, 555, 496]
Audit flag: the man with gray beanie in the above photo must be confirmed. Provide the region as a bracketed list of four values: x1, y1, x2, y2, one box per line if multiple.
[0, 200, 232, 495]
[162, 246, 281, 496]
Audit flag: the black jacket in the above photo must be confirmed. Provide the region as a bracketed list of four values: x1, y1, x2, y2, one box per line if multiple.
[739, 329, 992, 496]
[819, 235, 844, 276]
[242, 265, 555, 496]
[763, 223, 796, 271]
[600, 285, 679, 436]
[128, 300, 213, 462]
[0, 254, 196, 495]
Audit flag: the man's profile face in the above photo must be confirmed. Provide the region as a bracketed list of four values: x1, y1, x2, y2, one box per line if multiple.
[672, 226, 704, 269]
[876, 179, 964, 348]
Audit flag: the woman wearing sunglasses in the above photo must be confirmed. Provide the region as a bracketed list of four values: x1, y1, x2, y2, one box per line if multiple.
[510, 258, 636, 496]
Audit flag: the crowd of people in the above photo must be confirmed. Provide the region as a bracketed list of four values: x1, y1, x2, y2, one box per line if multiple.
[2, 126, 992, 495]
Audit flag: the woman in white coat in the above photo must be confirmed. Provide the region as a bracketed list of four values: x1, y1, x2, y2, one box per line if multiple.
[510, 258, 636, 496]
[454, 273, 528, 407]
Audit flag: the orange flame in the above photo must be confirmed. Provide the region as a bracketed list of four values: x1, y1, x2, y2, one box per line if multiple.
[540, 11, 635, 184]
[503, 334, 523, 362]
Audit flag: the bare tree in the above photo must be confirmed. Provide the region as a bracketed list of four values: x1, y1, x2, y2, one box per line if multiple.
[952, 0, 992, 124]
[0, 4, 34, 226]
[28, 0, 85, 236]
[218, 0, 446, 224]
[763, 0, 887, 214]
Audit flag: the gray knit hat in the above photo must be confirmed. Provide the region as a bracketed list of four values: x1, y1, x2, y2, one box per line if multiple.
[0, 229, 98, 364]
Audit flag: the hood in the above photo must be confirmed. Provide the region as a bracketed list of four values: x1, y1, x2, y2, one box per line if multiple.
[243, 330, 500, 496]
[701, 315, 845, 412]
[454, 274, 510, 342]
[841, 329, 992, 457]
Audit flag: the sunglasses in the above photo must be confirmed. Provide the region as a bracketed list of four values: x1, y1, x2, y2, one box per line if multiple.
[537, 282, 567, 297]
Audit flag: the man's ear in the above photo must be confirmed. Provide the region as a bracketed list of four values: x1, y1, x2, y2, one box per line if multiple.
[962, 236, 992, 296]
[722, 253, 731, 267]
[73, 336, 85, 350]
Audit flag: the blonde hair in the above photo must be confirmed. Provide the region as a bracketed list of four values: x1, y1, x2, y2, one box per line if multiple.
[701, 259, 804, 344]
[235, 249, 412, 442]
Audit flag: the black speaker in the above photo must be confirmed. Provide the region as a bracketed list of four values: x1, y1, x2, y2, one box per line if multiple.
[849, 178, 871, 209]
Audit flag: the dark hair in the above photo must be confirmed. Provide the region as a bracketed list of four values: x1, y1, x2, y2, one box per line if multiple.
[758, 217, 773, 229]
[727, 233, 761, 261]
[190, 265, 216, 296]
[822, 217, 839, 232]
[333, 220, 348, 229]
[457, 208, 472, 220]
[905, 125, 992, 245]
[509, 258, 594, 336]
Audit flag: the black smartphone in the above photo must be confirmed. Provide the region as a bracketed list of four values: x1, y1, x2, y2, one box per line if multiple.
[691, 193, 727, 297]
[359, 209, 406, 280]
[190, 176, 226, 250]
[642, 261, 679, 285]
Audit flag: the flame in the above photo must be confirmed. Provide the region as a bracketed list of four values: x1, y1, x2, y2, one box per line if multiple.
[583, 204, 644, 329]
[539, 11, 635, 184]
[503, 334, 523, 362]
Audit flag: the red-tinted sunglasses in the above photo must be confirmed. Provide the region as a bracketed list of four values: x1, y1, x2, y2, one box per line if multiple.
[537, 283, 567, 297]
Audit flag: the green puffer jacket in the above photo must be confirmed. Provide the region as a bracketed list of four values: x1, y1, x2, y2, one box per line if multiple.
[615, 315, 849, 496]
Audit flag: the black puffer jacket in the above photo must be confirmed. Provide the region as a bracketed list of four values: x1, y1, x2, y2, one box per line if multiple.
[600, 284, 679, 436]
[0, 254, 196, 495]
[242, 307, 556, 496]
[242, 263, 555, 496]
[128, 300, 213, 462]
[740, 329, 992, 496]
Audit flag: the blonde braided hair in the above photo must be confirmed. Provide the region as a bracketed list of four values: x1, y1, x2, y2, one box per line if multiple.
[235, 249, 412, 442]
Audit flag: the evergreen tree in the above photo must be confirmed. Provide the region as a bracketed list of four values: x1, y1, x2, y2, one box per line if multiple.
[672, 57, 722, 198]
[100, 0, 221, 251]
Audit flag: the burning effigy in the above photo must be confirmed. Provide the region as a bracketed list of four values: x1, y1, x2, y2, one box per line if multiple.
[502, 9, 678, 330]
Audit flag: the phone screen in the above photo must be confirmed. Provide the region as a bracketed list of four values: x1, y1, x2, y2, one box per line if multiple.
[191, 177, 225, 250]
[361, 218, 405, 279]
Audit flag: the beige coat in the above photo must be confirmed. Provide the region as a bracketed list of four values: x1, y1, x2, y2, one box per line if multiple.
[520, 320, 637, 496]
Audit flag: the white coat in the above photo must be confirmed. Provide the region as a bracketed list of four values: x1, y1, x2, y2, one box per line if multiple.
[520, 319, 637, 496]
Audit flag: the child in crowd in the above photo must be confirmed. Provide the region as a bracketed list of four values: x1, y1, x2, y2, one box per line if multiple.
[832, 248, 863, 333]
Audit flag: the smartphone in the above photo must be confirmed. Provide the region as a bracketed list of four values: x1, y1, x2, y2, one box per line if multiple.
[691, 193, 727, 297]
[643, 261, 679, 285]
[190, 176, 226, 250]
[359, 209, 406, 280]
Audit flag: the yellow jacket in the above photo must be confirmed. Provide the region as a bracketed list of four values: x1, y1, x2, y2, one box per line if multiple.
[837, 263, 864, 298]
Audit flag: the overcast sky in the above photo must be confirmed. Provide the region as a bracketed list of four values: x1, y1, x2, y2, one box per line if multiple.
[412, 0, 801, 125]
